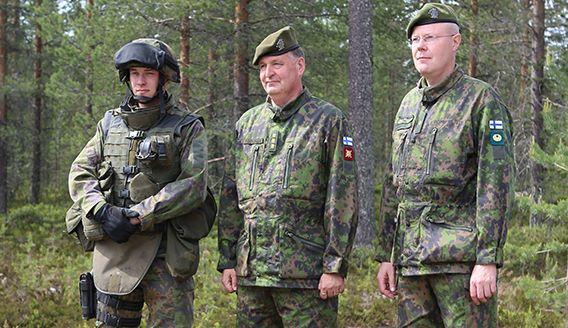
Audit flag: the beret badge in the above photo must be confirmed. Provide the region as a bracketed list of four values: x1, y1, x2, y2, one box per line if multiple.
[276, 38, 285, 51]
[428, 8, 440, 19]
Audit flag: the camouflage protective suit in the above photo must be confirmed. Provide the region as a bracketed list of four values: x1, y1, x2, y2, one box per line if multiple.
[218, 89, 358, 327]
[68, 96, 208, 327]
[376, 68, 514, 327]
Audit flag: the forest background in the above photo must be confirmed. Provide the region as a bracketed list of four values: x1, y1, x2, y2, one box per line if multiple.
[0, 0, 566, 326]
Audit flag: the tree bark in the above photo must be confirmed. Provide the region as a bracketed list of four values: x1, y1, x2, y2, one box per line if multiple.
[179, 13, 190, 108]
[207, 47, 223, 180]
[467, 0, 479, 77]
[85, 0, 94, 116]
[530, 0, 545, 226]
[0, 0, 8, 213]
[233, 0, 249, 124]
[349, 0, 374, 247]
[30, 0, 42, 204]
[516, 0, 531, 188]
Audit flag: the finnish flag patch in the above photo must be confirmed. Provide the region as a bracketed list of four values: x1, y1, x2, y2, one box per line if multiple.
[489, 120, 503, 130]
[342, 136, 353, 146]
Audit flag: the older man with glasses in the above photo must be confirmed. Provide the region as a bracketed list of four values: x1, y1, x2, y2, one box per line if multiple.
[375, 3, 514, 327]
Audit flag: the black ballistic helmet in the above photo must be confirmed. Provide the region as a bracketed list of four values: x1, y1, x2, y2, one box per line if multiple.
[114, 38, 180, 84]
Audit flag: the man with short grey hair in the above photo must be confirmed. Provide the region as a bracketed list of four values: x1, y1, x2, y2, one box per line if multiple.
[218, 26, 358, 327]
[375, 3, 514, 327]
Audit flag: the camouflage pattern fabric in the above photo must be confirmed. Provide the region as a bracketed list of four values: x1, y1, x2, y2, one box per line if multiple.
[397, 273, 496, 327]
[68, 99, 208, 267]
[69, 99, 207, 322]
[96, 258, 195, 327]
[217, 89, 359, 289]
[236, 286, 338, 328]
[68, 98, 208, 228]
[376, 68, 514, 276]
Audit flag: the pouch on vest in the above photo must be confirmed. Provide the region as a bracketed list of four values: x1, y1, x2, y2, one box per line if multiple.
[165, 187, 217, 278]
[129, 172, 163, 203]
[136, 135, 172, 168]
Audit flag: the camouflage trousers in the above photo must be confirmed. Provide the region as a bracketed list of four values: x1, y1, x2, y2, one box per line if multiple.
[397, 273, 497, 328]
[236, 286, 338, 328]
[96, 258, 194, 328]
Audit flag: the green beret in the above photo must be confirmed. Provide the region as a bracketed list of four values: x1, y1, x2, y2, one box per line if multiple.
[252, 26, 300, 66]
[406, 3, 459, 39]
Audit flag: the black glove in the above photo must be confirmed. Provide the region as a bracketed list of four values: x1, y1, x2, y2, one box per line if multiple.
[90, 204, 139, 243]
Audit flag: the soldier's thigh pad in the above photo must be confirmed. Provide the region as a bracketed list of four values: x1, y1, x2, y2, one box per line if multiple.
[95, 288, 144, 328]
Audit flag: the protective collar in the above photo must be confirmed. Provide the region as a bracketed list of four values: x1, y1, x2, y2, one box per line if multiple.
[119, 93, 173, 131]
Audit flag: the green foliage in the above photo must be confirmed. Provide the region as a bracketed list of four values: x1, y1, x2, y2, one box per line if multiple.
[0, 204, 90, 327]
[1, 203, 566, 326]
[339, 247, 396, 327]
[499, 276, 567, 328]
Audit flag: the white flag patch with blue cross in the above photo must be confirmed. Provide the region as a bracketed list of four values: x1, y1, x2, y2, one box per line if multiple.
[489, 120, 503, 130]
[342, 136, 353, 146]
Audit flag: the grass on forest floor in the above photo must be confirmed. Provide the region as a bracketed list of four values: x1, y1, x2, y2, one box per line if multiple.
[0, 204, 566, 327]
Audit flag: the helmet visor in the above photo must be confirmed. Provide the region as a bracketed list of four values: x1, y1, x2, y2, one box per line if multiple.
[114, 42, 166, 72]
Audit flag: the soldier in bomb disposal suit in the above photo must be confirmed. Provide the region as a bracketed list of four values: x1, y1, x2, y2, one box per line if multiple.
[217, 26, 358, 327]
[375, 3, 514, 327]
[67, 38, 212, 327]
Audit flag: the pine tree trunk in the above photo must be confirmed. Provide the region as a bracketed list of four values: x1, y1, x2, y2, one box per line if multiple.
[517, 0, 531, 189]
[233, 0, 249, 124]
[85, 0, 94, 116]
[179, 14, 190, 108]
[0, 0, 8, 213]
[207, 47, 223, 180]
[530, 0, 545, 226]
[30, 0, 42, 204]
[468, 0, 479, 77]
[349, 0, 374, 247]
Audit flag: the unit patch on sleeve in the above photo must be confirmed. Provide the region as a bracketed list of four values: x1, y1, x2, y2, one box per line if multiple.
[342, 136, 354, 161]
[343, 146, 354, 161]
[489, 131, 505, 146]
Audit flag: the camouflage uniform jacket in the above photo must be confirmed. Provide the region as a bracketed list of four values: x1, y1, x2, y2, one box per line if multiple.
[376, 68, 514, 276]
[68, 100, 207, 279]
[217, 90, 358, 289]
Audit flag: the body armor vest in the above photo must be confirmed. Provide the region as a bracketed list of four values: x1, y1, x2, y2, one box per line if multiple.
[103, 107, 200, 207]
[91, 106, 204, 295]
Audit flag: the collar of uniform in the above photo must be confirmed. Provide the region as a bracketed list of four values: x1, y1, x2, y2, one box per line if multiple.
[267, 88, 311, 122]
[418, 67, 464, 106]
[120, 95, 174, 130]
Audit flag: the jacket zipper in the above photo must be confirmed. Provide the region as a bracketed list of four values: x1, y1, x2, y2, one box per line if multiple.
[249, 146, 259, 191]
[426, 218, 474, 232]
[321, 139, 328, 164]
[283, 144, 293, 189]
[284, 230, 325, 252]
[426, 128, 438, 175]
[437, 222, 473, 232]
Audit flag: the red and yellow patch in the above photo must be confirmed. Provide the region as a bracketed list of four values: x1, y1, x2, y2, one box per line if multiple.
[343, 146, 354, 161]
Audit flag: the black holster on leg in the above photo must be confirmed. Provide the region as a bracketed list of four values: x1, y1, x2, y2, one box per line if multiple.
[79, 272, 97, 319]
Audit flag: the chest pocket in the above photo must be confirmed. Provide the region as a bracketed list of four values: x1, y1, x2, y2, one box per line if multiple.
[391, 115, 414, 176]
[281, 133, 325, 200]
[235, 138, 264, 200]
[420, 118, 474, 187]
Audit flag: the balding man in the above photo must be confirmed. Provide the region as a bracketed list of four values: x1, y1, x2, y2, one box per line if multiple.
[375, 3, 514, 327]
